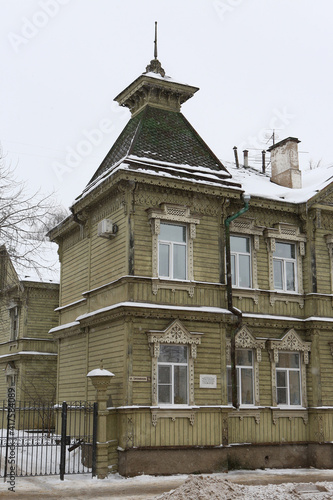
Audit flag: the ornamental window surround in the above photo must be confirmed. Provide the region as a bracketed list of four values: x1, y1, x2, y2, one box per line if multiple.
[265, 223, 306, 295]
[147, 319, 202, 406]
[325, 234, 333, 293]
[148, 204, 200, 296]
[8, 302, 19, 341]
[229, 217, 264, 291]
[267, 328, 311, 408]
[226, 325, 265, 406]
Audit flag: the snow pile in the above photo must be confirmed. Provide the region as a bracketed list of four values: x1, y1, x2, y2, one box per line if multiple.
[155, 475, 333, 499]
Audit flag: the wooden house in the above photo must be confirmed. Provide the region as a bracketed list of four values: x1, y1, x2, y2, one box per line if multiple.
[0, 243, 59, 402]
[48, 52, 333, 475]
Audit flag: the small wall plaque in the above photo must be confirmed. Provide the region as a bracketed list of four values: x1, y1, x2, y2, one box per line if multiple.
[129, 376, 150, 382]
[200, 374, 217, 389]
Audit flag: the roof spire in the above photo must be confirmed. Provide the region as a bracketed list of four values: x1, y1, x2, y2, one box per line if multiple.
[154, 21, 158, 59]
[144, 21, 165, 77]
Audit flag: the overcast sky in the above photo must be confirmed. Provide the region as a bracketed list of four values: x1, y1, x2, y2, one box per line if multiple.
[1, 0, 332, 209]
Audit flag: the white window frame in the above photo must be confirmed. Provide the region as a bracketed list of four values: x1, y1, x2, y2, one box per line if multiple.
[226, 326, 265, 407]
[265, 224, 306, 298]
[230, 235, 252, 288]
[268, 329, 311, 408]
[158, 223, 187, 280]
[273, 241, 297, 292]
[148, 204, 200, 296]
[157, 344, 188, 405]
[147, 319, 202, 406]
[276, 351, 301, 407]
[227, 349, 255, 406]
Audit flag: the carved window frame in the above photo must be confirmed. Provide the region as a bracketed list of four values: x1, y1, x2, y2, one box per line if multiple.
[267, 328, 311, 408]
[226, 325, 265, 406]
[229, 218, 264, 304]
[147, 204, 200, 296]
[264, 224, 306, 302]
[147, 319, 202, 406]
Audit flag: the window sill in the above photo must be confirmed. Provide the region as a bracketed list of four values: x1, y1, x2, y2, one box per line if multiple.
[151, 407, 196, 426]
[272, 408, 308, 425]
[152, 279, 195, 297]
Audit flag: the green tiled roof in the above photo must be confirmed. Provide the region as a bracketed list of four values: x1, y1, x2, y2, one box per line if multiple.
[88, 106, 230, 185]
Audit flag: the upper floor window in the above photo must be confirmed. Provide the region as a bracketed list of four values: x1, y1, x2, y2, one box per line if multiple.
[158, 345, 188, 405]
[230, 235, 251, 288]
[273, 242, 296, 292]
[158, 223, 187, 280]
[9, 306, 19, 341]
[227, 349, 254, 406]
[276, 352, 301, 406]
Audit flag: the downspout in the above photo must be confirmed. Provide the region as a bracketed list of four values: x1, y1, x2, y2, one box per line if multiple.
[224, 193, 250, 408]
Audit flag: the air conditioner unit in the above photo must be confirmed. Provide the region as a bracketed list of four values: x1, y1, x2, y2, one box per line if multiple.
[97, 219, 118, 239]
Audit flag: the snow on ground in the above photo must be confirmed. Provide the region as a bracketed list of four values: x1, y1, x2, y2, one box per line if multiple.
[1, 469, 333, 499]
[155, 474, 333, 499]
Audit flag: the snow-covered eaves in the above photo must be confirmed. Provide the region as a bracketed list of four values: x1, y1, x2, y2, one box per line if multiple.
[226, 161, 333, 204]
[0, 351, 57, 359]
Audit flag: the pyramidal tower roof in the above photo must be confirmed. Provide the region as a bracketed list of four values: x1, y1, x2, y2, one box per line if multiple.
[81, 24, 235, 198]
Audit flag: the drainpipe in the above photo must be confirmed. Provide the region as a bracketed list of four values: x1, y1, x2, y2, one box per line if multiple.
[224, 193, 250, 408]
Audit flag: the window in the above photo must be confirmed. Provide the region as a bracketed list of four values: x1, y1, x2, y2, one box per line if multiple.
[158, 223, 187, 280]
[268, 329, 311, 408]
[276, 352, 301, 406]
[9, 306, 19, 340]
[158, 345, 188, 404]
[273, 242, 296, 291]
[227, 349, 254, 405]
[147, 319, 202, 406]
[230, 235, 251, 288]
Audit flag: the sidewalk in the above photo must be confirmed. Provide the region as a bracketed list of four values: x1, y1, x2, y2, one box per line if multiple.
[0, 469, 333, 499]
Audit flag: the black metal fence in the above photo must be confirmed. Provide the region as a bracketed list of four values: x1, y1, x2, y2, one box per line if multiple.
[0, 400, 97, 479]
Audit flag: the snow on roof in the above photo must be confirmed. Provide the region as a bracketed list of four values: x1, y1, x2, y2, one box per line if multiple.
[226, 161, 333, 204]
[13, 239, 60, 284]
[143, 71, 193, 87]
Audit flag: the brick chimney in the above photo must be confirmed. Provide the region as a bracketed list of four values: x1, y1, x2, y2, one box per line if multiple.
[268, 137, 302, 189]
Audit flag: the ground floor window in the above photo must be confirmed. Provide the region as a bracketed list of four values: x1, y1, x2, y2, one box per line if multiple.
[227, 349, 254, 405]
[276, 352, 301, 406]
[158, 345, 188, 404]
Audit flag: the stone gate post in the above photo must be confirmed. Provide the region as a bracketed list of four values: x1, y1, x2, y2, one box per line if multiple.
[87, 365, 114, 479]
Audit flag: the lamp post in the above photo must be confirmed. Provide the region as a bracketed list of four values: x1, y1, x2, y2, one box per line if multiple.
[225, 193, 250, 408]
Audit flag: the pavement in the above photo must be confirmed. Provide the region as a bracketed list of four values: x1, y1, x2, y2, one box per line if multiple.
[0, 468, 333, 499]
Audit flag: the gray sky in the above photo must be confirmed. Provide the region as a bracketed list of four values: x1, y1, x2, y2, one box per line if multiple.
[1, 0, 332, 208]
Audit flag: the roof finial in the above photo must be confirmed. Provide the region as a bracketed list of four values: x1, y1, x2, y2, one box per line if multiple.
[154, 21, 158, 60]
[144, 22, 165, 77]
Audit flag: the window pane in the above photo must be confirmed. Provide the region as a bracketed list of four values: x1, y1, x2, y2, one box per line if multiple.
[286, 261, 295, 291]
[231, 236, 249, 253]
[240, 368, 253, 404]
[174, 365, 187, 404]
[277, 353, 299, 368]
[174, 244, 186, 279]
[239, 255, 251, 287]
[277, 387, 287, 405]
[158, 385, 171, 404]
[159, 244, 169, 277]
[236, 350, 252, 366]
[275, 242, 295, 259]
[289, 370, 301, 405]
[159, 223, 186, 243]
[276, 370, 287, 387]
[231, 254, 236, 286]
[273, 259, 283, 289]
[159, 345, 188, 363]
[158, 365, 171, 384]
